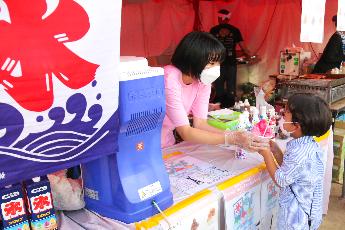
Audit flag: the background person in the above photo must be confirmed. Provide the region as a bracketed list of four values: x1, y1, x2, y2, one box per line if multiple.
[210, 9, 253, 108]
[312, 15, 345, 73]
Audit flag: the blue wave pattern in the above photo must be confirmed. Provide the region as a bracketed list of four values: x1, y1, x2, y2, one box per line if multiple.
[0, 86, 119, 186]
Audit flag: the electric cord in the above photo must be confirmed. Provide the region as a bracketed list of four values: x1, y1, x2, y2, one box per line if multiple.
[152, 200, 172, 228]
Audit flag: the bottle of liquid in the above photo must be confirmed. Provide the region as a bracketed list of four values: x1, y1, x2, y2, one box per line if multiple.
[242, 109, 252, 130]
[251, 107, 260, 125]
[244, 99, 251, 111]
[239, 101, 245, 112]
[259, 106, 268, 121]
[233, 102, 240, 111]
[268, 108, 277, 138]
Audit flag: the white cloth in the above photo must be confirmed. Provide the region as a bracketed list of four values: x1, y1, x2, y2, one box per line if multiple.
[337, 0, 345, 31]
[321, 129, 334, 215]
[300, 0, 327, 43]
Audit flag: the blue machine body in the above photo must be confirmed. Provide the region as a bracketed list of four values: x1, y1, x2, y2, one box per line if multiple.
[82, 67, 173, 223]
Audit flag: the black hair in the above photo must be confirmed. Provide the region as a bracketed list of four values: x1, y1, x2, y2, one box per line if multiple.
[218, 9, 230, 15]
[287, 93, 332, 137]
[332, 15, 337, 27]
[171, 31, 226, 79]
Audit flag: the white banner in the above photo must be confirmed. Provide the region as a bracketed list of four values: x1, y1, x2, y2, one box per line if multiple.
[337, 0, 345, 31]
[300, 0, 326, 43]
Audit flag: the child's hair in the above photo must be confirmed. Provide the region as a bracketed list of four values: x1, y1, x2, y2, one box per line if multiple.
[287, 93, 332, 137]
[171, 31, 226, 80]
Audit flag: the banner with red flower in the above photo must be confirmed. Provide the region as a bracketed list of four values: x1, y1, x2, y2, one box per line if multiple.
[0, 0, 121, 186]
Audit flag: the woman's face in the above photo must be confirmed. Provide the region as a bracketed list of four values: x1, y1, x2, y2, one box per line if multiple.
[199, 61, 221, 85]
[204, 62, 220, 70]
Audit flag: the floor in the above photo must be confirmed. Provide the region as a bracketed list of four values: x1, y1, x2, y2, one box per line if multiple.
[320, 183, 345, 230]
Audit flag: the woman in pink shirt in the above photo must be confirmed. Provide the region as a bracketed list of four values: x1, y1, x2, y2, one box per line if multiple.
[162, 32, 269, 151]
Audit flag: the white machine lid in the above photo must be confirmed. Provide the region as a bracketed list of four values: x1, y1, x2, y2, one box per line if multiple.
[119, 56, 149, 72]
[119, 56, 164, 81]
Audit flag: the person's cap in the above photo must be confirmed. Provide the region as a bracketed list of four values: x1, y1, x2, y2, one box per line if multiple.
[218, 9, 231, 20]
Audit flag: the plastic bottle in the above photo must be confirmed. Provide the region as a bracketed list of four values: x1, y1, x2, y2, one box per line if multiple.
[259, 106, 268, 121]
[252, 108, 260, 125]
[244, 99, 250, 111]
[239, 101, 245, 112]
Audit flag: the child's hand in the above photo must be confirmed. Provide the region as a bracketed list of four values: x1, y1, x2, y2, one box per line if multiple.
[258, 148, 271, 157]
[269, 140, 283, 155]
[230, 131, 269, 151]
[246, 133, 270, 151]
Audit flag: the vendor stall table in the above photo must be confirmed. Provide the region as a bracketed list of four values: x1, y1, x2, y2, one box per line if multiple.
[56, 130, 333, 229]
[58, 142, 280, 229]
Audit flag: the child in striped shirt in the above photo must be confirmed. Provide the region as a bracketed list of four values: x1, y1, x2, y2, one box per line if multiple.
[258, 93, 332, 230]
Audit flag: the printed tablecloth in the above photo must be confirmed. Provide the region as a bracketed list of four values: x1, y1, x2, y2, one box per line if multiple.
[58, 142, 275, 229]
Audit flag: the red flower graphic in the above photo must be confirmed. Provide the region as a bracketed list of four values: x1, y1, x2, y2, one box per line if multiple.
[4, 201, 23, 217]
[33, 195, 51, 210]
[0, 0, 99, 111]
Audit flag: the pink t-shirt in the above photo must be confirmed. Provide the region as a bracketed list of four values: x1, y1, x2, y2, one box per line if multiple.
[161, 65, 211, 148]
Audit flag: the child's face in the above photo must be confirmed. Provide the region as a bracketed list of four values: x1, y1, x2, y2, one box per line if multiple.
[283, 107, 299, 137]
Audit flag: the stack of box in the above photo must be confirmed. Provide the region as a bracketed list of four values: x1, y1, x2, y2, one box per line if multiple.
[0, 184, 30, 230]
[333, 121, 345, 183]
[0, 177, 58, 230]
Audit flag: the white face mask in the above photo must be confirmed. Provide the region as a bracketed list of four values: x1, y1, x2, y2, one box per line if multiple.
[278, 117, 297, 137]
[200, 66, 220, 85]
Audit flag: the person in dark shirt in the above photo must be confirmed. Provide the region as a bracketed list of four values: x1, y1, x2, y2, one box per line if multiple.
[312, 15, 345, 74]
[210, 9, 252, 108]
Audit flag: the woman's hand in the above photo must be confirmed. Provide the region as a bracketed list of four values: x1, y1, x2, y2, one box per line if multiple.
[246, 132, 270, 151]
[228, 131, 270, 151]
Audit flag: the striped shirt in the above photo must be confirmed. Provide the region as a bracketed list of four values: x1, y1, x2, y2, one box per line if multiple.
[275, 136, 324, 230]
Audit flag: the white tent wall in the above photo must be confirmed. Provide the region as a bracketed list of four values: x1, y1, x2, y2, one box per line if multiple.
[121, 0, 339, 85]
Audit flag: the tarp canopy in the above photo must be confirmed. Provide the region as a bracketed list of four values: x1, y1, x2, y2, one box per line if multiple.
[121, 0, 339, 85]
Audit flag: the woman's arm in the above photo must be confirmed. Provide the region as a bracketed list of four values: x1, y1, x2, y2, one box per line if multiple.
[193, 117, 224, 134]
[176, 125, 225, 145]
[176, 124, 269, 151]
